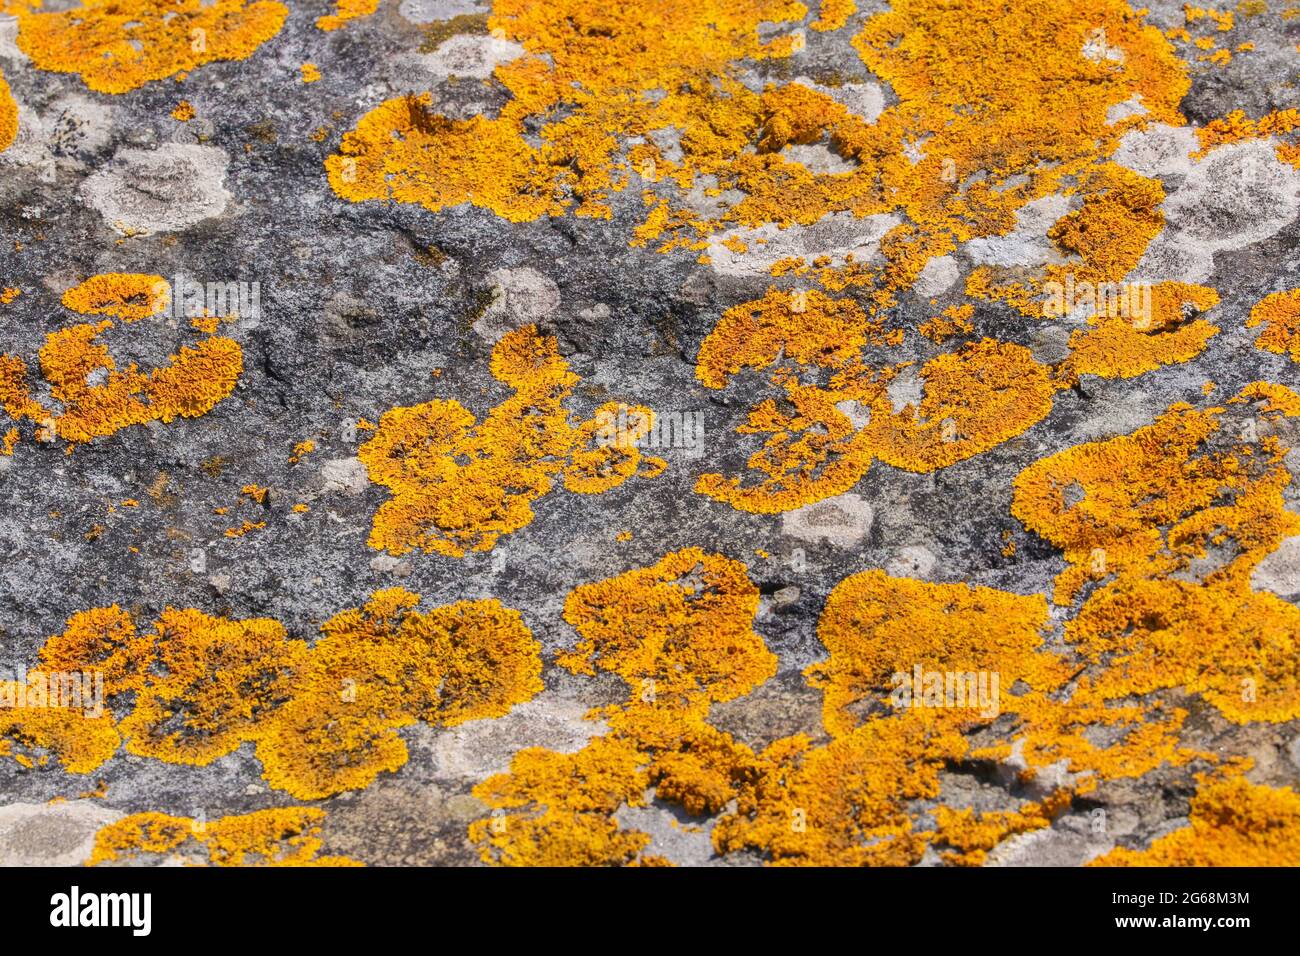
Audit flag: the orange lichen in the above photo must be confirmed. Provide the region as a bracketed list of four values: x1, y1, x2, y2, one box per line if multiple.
[557, 548, 775, 708]
[316, 0, 381, 32]
[473, 550, 771, 866]
[118, 609, 307, 764]
[1248, 288, 1300, 361]
[256, 589, 543, 798]
[0, 287, 20, 305]
[300, 62, 321, 84]
[171, 100, 196, 122]
[361, 324, 663, 557]
[1013, 383, 1300, 604]
[470, 523, 1275, 865]
[0, 277, 242, 447]
[1013, 385, 1300, 725]
[61, 273, 169, 323]
[0, 680, 120, 774]
[807, 571, 1070, 738]
[1091, 775, 1300, 866]
[88, 808, 361, 866]
[327, 0, 811, 224]
[695, 288, 1057, 511]
[0, 66, 15, 153]
[918, 304, 974, 344]
[14, 0, 289, 94]
[1195, 109, 1300, 169]
[1061, 283, 1221, 380]
[16, 590, 543, 798]
[240, 483, 269, 504]
[693, 287, 891, 512]
[288, 439, 314, 464]
[811, 0, 855, 31]
[39, 606, 153, 696]
[863, 340, 1057, 472]
[326, 0, 1187, 309]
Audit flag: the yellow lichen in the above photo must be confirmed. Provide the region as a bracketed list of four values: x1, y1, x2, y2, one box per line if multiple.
[118, 608, 307, 764]
[14, 0, 289, 94]
[12, 590, 543, 799]
[1248, 288, 1300, 361]
[256, 589, 543, 798]
[811, 0, 856, 32]
[863, 340, 1057, 472]
[1013, 384, 1300, 725]
[0, 277, 242, 447]
[472, 549, 772, 866]
[61, 273, 169, 323]
[0, 66, 16, 153]
[918, 304, 974, 344]
[0, 680, 120, 774]
[361, 324, 663, 556]
[316, 0, 381, 32]
[88, 808, 361, 866]
[1091, 775, 1300, 866]
[1061, 283, 1221, 379]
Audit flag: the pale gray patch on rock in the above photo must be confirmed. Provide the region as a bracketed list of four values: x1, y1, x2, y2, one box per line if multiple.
[1081, 28, 1126, 64]
[965, 194, 1074, 268]
[887, 544, 936, 579]
[645, 126, 685, 165]
[985, 822, 1113, 867]
[474, 267, 561, 342]
[1251, 536, 1300, 599]
[912, 254, 960, 299]
[398, 0, 486, 23]
[369, 554, 413, 577]
[782, 493, 874, 548]
[419, 695, 606, 781]
[0, 801, 123, 866]
[1131, 139, 1300, 284]
[835, 399, 871, 428]
[1112, 122, 1197, 179]
[1, 93, 114, 176]
[419, 33, 526, 81]
[790, 75, 885, 123]
[706, 211, 901, 278]
[1106, 96, 1147, 125]
[1029, 325, 1074, 364]
[0, 16, 25, 64]
[79, 144, 232, 235]
[781, 142, 856, 175]
[321, 457, 370, 496]
[615, 801, 721, 866]
[1075, 388, 1159, 440]
[886, 365, 923, 415]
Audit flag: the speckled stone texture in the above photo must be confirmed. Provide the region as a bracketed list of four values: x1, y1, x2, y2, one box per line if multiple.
[0, 0, 1298, 866]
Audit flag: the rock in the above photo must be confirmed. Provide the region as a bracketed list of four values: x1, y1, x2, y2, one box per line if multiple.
[78, 144, 232, 234]
[0, 801, 122, 866]
[321, 458, 370, 496]
[781, 493, 874, 548]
